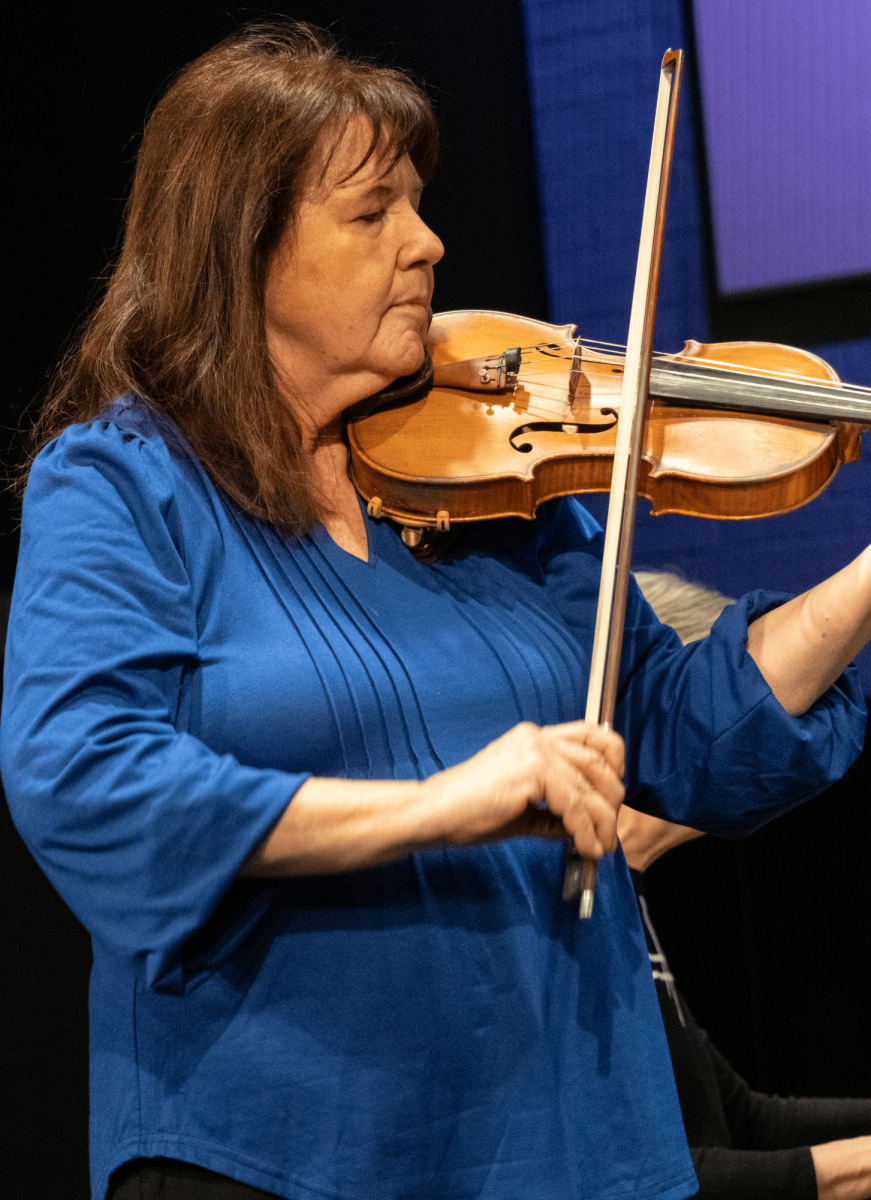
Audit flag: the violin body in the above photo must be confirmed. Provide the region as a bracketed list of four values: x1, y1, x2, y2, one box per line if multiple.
[348, 310, 862, 528]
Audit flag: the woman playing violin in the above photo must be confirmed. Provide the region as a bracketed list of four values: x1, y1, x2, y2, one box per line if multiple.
[2, 21, 868, 1200]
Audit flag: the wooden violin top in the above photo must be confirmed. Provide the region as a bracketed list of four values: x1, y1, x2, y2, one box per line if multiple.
[348, 310, 867, 529]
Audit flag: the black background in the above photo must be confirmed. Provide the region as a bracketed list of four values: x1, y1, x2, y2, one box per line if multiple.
[3, 3, 869, 1196]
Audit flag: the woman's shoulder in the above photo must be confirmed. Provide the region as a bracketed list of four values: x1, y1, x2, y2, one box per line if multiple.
[27, 396, 201, 502]
[16, 396, 239, 609]
[21, 397, 226, 569]
[34, 394, 183, 460]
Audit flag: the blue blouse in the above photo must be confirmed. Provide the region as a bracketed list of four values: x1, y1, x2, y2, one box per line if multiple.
[1, 399, 864, 1200]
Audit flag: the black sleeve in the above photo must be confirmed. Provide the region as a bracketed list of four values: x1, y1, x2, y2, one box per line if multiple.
[690, 1145, 818, 1200]
[704, 1032, 871, 1150]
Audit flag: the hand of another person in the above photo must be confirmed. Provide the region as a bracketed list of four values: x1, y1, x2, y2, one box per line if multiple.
[812, 1135, 871, 1200]
[425, 719, 625, 860]
[617, 805, 705, 873]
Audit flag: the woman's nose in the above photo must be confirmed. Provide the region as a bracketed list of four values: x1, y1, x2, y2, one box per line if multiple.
[403, 208, 445, 269]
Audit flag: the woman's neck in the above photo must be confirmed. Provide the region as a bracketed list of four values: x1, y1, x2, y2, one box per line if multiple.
[308, 428, 369, 561]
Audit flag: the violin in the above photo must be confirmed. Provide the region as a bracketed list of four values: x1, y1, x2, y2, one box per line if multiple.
[348, 307, 871, 540]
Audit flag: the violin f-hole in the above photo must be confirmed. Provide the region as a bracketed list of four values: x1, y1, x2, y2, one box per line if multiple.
[510, 411, 618, 453]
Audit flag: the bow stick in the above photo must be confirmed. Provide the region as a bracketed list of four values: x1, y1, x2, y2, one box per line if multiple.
[563, 49, 684, 918]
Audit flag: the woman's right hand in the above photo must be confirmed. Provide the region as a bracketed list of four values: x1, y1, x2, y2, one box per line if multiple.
[245, 719, 624, 877]
[424, 719, 625, 860]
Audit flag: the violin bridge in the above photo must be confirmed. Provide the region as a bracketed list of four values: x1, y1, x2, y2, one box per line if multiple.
[567, 337, 584, 406]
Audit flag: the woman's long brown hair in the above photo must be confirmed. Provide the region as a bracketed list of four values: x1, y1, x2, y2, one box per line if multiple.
[23, 21, 439, 535]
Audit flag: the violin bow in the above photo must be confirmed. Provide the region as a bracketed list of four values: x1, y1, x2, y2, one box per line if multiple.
[563, 49, 684, 917]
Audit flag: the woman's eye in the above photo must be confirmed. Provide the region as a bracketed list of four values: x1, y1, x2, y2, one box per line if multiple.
[358, 210, 385, 225]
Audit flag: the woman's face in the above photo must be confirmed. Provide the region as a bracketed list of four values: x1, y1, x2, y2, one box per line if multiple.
[264, 117, 444, 426]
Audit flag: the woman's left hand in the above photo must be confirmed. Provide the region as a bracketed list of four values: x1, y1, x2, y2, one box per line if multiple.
[616, 806, 704, 874]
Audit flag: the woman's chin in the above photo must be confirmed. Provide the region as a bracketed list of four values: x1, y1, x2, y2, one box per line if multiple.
[378, 339, 427, 383]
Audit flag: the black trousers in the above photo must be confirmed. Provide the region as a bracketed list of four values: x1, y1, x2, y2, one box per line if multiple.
[108, 1158, 284, 1199]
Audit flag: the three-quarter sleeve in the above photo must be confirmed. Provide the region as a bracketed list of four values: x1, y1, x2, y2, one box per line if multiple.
[538, 497, 866, 834]
[0, 418, 305, 989]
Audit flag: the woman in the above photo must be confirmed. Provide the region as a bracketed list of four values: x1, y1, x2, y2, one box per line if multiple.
[1, 22, 867, 1200]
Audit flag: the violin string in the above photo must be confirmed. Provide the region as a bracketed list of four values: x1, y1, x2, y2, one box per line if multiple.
[512, 349, 868, 385]
[442, 373, 871, 425]
[468, 372, 871, 422]
[465, 341, 871, 417]
[508, 353, 871, 395]
[502, 338, 871, 391]
[499, 338, 629, 358]
[508, 372, 871, 412]
[517, 338, 871, 392]
[454, 384, 621, 422]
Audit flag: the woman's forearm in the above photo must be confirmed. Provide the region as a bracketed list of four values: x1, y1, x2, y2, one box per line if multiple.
[243, 776, 448, 876]
[243, 719, 625, 877]
[746, 545, 871, 715]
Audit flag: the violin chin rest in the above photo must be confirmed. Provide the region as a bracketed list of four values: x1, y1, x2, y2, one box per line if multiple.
[345, 352, 435, 421]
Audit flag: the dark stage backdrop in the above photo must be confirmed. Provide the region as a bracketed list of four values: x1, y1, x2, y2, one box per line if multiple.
[3, 3, 869, 1197]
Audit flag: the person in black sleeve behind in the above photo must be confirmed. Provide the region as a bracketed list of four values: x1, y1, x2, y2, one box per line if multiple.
[627, 572, 871, 1200]
[620, 805, 871, 1200]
